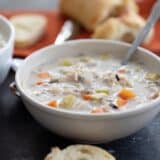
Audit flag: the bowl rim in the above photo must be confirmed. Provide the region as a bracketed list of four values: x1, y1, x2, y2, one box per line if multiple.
[0, 15, 15, 54]
[16, 39, 160, 119]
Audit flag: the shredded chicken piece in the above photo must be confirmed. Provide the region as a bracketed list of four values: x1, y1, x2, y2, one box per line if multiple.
[118, 74, 132, 87]
[149, 91, 160, 100]
[103, 72, 115, 86]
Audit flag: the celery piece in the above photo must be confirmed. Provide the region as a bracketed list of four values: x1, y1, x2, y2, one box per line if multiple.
[60, 59, 72, 66]
[90, 93, 107, 100]
[96, 89, 109, 95]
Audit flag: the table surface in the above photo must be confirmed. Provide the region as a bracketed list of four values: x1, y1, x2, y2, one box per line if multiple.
[0, 72, 159, 160]
[0, 0, 160, 159]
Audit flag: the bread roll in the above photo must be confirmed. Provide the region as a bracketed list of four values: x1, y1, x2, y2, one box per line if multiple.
[45, 145, 115, 160]
[122, 0, 139, 13]
[10, 14, 47, 48]
[113, 0, 139, 16]
[93, 12, 153, 44]
[60, 0, 122, 31]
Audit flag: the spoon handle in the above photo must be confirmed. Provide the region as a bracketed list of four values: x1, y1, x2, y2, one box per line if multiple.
[54, 20, 78, 45]
[122, 1, 160, 65]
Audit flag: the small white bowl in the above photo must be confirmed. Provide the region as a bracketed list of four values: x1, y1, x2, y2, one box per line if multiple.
[15, 40, 160, 143]
[0, 15, 15, 84]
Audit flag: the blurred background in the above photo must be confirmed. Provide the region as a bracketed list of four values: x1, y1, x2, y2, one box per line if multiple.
[0, 0, 58, 9]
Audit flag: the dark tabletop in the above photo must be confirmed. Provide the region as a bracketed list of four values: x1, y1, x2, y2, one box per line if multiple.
[0, 71, 160, 160]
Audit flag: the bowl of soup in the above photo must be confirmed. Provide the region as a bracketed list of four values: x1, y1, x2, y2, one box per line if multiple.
[15, 40, 160, 143]
[0, 15, 15, 84]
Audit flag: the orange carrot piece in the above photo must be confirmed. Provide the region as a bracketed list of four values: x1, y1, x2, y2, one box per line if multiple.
[36, 81, 44, 85]
[118, 88, 136, 100]
[91, 107, 107, 114]
[116, 97, 128, 107]
[37, 72, 51, 79]
[82, 94, 92, 100]
[48, 100, 57, 108]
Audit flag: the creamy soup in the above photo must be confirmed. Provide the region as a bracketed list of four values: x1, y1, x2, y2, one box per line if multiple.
[26, 54, 160, 114]
[0, 33, 6, 49]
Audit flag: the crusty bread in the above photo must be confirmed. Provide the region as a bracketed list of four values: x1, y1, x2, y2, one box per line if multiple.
[122, 0, 139, 13]
[10, 14, 47, 48]
[113, 0, 139, 16]
[59, 0, 139, 31]
[93, 12, 153, 44]
[59, 0, 153, 44]
[60, 0, 122, 31]
[45, 145, 115, 160]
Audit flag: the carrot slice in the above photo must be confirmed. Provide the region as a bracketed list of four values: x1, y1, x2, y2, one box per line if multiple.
[82, 94, 92, 100]
[91, 107, 107, 114]
[116, 97, 128, 107]
[36, 81, 44, 85]
[118, 88, 136, 100]
[48, 100, 57, 108]
[37, 72, 51, 79]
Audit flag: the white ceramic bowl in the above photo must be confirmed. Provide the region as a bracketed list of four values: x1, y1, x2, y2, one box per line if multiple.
[0, 15, 15, 84]
[15, 40, 160, 143]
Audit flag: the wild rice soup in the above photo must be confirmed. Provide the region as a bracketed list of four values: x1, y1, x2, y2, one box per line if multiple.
[26, 54, 160, 114]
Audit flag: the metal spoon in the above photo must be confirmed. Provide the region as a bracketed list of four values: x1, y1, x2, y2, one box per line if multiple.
[121, 0, 160, 65]
[11, 20, 79, 71]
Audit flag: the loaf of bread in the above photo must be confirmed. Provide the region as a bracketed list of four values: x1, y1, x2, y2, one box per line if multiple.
[10, 14, 47, 48]
[59, 0, 153, 44]
[59, 0, 139, 31]
[60, 0, 123, 31]
[93, 12, 153, 44]
[44, 145, 115, 160]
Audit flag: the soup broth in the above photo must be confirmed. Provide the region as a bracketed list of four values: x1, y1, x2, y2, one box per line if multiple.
[26, 54, 160, 114]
